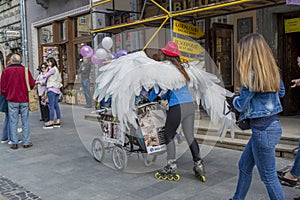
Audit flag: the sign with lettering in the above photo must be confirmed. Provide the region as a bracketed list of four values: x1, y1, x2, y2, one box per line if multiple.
[173, 37, 203, 55]
[284, 17, 300, 33]
[6, 30, 20, 37]
[173, 20, 204, 39]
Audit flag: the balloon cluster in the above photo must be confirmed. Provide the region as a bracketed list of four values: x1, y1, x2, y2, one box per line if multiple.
[80, 37, 129, 64]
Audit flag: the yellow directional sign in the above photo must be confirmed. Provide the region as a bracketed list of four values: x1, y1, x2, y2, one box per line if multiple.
[284, 17, 300, 33]
[173, 37, 203, 55]
[173, 20, 204, 39]
[180, 56, 196, 63]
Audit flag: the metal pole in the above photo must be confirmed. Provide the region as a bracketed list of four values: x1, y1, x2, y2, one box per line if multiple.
[20, 0, 28, 67]
[169, 0, 173, 39]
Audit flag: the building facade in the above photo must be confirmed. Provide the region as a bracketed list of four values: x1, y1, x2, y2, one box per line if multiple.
[0, 0, 22, 73]
[26, 0, 91, 91]
[91, 0, 300, 115]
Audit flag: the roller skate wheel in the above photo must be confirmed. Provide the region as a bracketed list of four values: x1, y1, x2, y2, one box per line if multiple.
[200, 175, 206, 182]
[154, 172, 162, 179]
[174, 174, 180, 181]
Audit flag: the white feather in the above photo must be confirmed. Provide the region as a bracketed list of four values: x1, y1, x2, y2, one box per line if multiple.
[94, 51, 235, 138]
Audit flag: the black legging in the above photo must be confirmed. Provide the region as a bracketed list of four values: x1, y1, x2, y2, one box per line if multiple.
[164, 102, 200, 162]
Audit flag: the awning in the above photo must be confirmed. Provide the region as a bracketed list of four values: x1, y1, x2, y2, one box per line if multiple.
[91, 0, 286, 34]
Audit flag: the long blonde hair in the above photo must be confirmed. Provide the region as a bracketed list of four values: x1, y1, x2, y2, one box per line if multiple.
[237, 33, 280, 92]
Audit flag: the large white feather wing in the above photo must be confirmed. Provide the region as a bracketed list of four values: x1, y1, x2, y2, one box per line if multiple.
[94, 51, 186, 130]
[186, 60, 235, 140]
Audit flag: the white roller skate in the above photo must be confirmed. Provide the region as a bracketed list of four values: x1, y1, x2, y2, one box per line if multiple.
[193, 159, 206, 182]
[154, 160, 180, 181]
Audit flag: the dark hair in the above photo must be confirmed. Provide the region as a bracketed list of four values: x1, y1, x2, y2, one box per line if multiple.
[46, 57, 57, 67]
[162, 53, 190, 82]
[41, 62, 48, 68]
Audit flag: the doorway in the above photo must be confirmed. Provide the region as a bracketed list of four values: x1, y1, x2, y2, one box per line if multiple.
[279, 15, 300, 115]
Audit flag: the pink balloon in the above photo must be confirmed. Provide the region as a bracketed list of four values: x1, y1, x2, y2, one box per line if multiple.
[80, 46, 93, 58]
[91, 54, 102, 64]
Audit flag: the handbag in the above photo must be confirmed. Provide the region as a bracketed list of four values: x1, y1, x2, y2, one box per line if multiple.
[0, 92, 8, 113]
[225, 96, 251, 131]
[25, 68, 39, 112]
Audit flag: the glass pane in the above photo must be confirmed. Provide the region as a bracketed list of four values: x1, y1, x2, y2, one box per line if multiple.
[60, 21, 66, 41]
[39, 25, 53, 44]
[75, 14, 91, 37]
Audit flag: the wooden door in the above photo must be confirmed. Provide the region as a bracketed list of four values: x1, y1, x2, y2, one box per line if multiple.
[211, 23, 234, 92]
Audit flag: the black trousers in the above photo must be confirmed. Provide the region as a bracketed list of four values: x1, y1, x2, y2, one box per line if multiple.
[39, 96, 49, 122]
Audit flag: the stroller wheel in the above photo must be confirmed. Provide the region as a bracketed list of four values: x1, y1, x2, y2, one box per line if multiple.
[92, 138, 105, 162]
[112, 145, 128, 170]
[143, 153, 157, 167]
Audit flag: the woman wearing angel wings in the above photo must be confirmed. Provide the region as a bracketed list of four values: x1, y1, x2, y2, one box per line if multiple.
[146, 41, 205, 181]
[94, 40, 234, 180]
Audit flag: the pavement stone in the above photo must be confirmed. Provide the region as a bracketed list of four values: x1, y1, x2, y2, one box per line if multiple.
[0, 104, 299, 200]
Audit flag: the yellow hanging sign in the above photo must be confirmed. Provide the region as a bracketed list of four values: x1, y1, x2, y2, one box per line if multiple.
[173, 37, 203, 55]
[173, 20, 204, 39]
[284, 17, 300, 33]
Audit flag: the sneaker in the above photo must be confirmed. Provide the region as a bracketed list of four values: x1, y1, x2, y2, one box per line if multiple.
[23, 143, 33, 148]
[43, 124, 54, 129]
[8, 140, 22, 144]
[53, 123, 61, 128]
[10, 144, 18, 150]
[1, 140, 8, 144]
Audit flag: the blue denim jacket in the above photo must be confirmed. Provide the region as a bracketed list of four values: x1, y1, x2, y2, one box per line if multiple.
[233, 80, 285, 121]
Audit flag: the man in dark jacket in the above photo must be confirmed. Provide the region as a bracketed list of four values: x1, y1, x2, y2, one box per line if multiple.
[0, 54, 35, 149]
[78, 57, 92, 108]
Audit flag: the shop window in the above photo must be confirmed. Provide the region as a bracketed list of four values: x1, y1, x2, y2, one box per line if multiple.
[80, 16, 87, 24]
[59, 21, 66, 41]
[74, 14, 91, 37]
[39, 25, 53, 44]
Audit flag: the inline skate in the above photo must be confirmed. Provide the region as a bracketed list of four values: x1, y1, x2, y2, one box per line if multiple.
[193, 159, 206, 182]
[154, 160, 180, 181]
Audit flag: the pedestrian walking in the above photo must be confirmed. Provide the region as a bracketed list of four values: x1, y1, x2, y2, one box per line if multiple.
[230, 33, 285, 200]
[77, 57, 92, 108]
[0, 54, 35, 149]
[43, 57, 62, 129]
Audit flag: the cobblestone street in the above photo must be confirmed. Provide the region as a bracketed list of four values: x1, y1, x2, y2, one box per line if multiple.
[0, 175, 41, 200]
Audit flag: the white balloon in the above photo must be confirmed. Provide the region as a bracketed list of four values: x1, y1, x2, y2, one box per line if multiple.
[102, 37, 113, 50]
[95, 48, 107, 59]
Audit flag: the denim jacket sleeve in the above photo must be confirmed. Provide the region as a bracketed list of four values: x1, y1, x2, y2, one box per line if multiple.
[232, 86, 254, 113]
[279, 79, 285, 98]
[232, 79, 284, 120]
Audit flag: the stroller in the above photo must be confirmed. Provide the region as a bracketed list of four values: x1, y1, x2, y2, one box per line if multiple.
[91, 97, 167, 170]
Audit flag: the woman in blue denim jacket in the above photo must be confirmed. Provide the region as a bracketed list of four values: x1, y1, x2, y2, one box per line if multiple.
[231, 33, 286, 200]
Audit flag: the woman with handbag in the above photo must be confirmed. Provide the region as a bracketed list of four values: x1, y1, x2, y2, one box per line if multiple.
[42, 57, 62, 129]
[230, 33, 286, 200]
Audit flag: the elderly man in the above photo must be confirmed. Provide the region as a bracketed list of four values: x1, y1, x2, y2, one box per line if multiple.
[0, 54, 35, 149]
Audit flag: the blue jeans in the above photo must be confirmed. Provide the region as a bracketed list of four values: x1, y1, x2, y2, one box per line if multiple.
[290, 139, 300, 178]
[8, 101, 30, 145]
[233, 121, 285, 200]
[48, 91, 61, 121]
[1, 112, 11, 141]
[81, 79, 92, 107]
